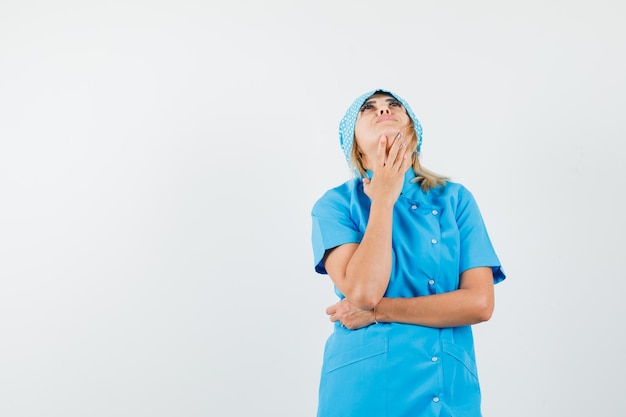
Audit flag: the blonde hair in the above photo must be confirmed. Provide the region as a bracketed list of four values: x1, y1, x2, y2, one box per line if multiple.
[350, 118, 448, 192]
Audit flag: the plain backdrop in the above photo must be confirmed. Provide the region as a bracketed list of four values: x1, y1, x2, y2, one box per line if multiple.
[1, 1, 625, 416]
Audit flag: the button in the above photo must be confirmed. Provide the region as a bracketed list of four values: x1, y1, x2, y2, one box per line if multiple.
[431, 356, 439, 362]
[411, 204, 418, 210]
[433, 397, 440, 403]
[428, 279, 435, 285]
[432, 209, 438, 215]
[431, 239, 438, 244]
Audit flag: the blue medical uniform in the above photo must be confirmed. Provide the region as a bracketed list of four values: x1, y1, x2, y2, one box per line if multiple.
[311, 170, 505, 417]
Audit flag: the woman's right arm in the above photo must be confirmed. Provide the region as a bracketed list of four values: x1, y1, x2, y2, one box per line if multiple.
[323, 134, 411, 310]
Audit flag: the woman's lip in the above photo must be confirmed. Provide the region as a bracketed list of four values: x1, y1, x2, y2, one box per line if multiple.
[377, 115, 395, 122]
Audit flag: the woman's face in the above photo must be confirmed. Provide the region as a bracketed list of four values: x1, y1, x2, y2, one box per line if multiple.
[354, 93, 411, 168]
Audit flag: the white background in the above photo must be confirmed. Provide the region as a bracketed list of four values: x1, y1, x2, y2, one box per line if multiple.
[1, 1, 625, 416]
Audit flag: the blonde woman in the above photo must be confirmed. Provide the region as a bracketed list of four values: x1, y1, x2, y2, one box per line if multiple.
[311, 89, 505, 417]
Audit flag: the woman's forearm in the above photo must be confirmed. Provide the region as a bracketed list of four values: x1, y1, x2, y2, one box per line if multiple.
[342, 200, 395, 309]
[375, 292, 490, 328]
[375, 268, 495, 328]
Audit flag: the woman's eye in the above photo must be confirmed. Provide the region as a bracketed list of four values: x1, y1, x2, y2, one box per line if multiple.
[390, 101, 401, 107]
[360, 104, 374, 111]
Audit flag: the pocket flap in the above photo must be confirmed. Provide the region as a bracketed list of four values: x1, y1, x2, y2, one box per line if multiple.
[325, 339, 388, 373]
[442, 339, 478, 379]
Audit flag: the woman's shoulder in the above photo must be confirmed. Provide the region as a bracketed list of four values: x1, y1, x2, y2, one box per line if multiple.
[420, 180, 476, 208]
[416, 179, 468, 197]
[439, 180, 472, 196]
[312, 177, 361, 214]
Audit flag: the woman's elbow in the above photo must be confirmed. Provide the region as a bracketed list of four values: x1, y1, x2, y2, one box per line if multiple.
[348, 289, 383, 310]
[474, 297, 494, 323]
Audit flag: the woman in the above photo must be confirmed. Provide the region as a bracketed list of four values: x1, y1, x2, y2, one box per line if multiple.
[311, 89, 505, 417]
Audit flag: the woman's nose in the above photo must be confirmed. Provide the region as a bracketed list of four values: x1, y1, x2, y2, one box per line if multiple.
[379, 107, 390, 115]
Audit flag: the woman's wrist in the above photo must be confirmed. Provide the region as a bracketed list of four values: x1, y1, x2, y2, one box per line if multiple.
[370, 197, 397, 211]
[374, 298, 388, 323]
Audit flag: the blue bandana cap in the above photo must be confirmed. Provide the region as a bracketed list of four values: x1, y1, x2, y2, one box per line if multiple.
[338, 89, 423, 167]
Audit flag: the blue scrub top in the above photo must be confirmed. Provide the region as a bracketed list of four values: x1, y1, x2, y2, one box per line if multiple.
[311, 170, 505, 417]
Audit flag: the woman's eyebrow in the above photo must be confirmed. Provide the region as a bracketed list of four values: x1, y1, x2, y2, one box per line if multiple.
[360, 97, 400, 109]
[359, 100, 375, 110]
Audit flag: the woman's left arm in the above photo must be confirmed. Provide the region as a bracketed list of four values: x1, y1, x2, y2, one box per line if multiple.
[326, 267, 494, 329]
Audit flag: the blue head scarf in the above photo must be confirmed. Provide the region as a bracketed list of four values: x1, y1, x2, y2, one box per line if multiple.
[339, 89, 423, 168]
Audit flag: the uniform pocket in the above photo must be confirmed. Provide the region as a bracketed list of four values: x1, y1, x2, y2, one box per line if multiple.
[441, 340, 481, 414]
[325, 338, 388, 372]
[442, 340, 478, 379]
[318, 338, 388, 417]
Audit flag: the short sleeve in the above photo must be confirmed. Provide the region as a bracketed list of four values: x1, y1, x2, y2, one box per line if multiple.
[311, 188, 363, 274]
[456, 186, 506, 284]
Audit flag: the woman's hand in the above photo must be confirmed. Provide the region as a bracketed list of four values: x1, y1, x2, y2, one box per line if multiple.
[362, 132, 412, 205]
[326, 298, 376, 330]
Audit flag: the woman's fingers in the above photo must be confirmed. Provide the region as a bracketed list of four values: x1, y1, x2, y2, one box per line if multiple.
[399, 146, 413, 172]
[364, 132, 409, 203]
[376, 132, 407, 170]
[325, 303, 337, 315]
[385, 132, 406, 170]
[376, 134, 388, 167]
